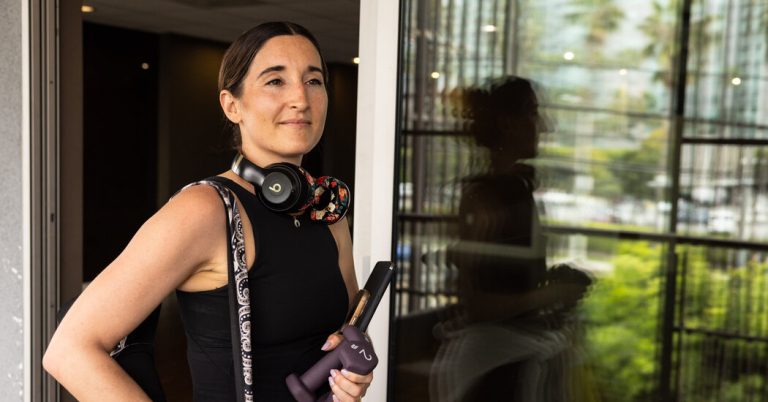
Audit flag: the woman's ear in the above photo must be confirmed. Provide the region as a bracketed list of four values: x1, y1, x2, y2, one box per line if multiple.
[220, 90, 241, 124]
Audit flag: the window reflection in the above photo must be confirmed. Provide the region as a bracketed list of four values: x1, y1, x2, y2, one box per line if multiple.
[393, 0, 768, 401]
[427, 76, 594, 401]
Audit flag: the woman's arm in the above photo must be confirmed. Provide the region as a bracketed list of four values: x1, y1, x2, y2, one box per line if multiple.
[43, 185, 227, 401]
[325, 216, 373, 401]
[328, 216, 359, 307]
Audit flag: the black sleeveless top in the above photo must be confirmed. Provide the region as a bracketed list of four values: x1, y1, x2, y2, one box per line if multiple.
[176, 176, 349, 401]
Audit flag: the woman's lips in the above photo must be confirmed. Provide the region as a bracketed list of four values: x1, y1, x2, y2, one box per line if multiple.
[280, 119, 311, 125]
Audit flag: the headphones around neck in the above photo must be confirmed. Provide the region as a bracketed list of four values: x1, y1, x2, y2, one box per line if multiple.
[231, 154, 351, 224]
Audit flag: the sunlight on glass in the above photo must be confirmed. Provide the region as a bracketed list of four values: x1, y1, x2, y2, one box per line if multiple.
[563, 51, 575, 61]
[731, 77, 742, 85]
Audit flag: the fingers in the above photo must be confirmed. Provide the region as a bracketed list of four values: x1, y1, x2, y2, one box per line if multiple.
[321, 332, 344, 351]
[329, 369, 373, 401]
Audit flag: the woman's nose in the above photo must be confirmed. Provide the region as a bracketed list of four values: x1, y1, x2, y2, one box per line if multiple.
[288, 83, 309, 110]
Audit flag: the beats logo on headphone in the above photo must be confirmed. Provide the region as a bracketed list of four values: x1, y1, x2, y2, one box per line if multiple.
[231, 154, 351, 224]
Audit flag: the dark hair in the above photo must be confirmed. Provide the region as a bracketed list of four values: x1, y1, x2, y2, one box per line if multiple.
[218, 21, 328, 150]
[464, 76, 538, 150]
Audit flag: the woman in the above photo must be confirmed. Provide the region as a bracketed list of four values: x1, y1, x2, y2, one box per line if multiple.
[44, 21, 373, 401]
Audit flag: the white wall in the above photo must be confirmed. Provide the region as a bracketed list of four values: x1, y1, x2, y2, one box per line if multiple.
[0, 0, 26, 399]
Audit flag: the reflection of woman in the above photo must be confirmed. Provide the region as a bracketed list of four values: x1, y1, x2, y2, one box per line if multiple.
[430, 76, 592, 401]
[44, 22, 372, 401]
[453, 77, 547, 323]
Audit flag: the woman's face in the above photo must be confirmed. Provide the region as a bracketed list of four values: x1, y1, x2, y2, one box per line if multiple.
[224, 35, 328, 165]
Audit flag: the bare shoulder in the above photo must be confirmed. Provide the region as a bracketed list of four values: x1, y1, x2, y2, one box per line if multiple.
[123, 183, 228, 273]
[163, 182, 227, 221]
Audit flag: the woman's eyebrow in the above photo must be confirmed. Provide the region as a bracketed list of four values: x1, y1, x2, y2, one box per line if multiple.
[257, 65, 324, 78]
[308, 65, 324, 75]
[257, 65, 285, 78]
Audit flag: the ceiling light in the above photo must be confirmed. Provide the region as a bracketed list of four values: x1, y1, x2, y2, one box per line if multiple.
[352, 57, 360, 64]
[141, 63, 150, 70]
[81, 5, 95, 13]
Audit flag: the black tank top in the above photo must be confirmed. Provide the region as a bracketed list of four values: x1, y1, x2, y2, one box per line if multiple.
[176, 176, 349, 401]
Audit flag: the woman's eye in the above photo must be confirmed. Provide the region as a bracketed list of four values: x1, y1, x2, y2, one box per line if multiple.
[307, 78, 324, 86]
[266, 78, 284, 86]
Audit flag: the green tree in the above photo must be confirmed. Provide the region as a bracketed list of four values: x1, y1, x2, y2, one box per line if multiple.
[639, 0, 714, 89]
[581, 241, 662, 401]
[609, 127, 667, 200]
[566, 0, 626, 59]
[674, 245, 768, 401]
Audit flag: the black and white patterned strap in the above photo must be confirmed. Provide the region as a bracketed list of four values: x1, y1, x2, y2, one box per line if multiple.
[180, 179, 253, 401]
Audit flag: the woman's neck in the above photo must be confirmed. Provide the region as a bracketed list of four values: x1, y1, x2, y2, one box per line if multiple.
[239, 148, 302, 167]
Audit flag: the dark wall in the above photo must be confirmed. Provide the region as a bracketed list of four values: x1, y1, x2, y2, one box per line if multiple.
[324, 63, 358, 201]
[83, 23, 159, 282]
[156, 34, 232, 203]
[61, 0, 83, 306]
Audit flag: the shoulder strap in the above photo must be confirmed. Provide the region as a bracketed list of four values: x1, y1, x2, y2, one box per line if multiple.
[177, 179, 253, 402]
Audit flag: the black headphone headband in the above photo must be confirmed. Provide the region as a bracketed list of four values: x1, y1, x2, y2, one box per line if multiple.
[231, 154, 265, 187]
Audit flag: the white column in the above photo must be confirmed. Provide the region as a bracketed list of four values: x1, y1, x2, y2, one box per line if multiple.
[22, 0, 31, 396]
[0, 0, 27, 400]
[353, 0, 400, 400]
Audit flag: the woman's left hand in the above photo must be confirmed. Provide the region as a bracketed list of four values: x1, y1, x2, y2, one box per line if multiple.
[321, 332, 374, 401]
[329, 368, 373, 401]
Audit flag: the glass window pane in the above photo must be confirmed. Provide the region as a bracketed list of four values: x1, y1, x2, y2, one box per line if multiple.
[679, 145, 768, 242]
[392, 0, 768, 401]
[685, 0, 768, 134]
[549, 234, 666, 402]
[535, 109, 670, 232]
[675, 245, 768, 400]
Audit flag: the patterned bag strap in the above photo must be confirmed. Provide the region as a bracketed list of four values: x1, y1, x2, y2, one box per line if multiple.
[179, 179, 253, 402]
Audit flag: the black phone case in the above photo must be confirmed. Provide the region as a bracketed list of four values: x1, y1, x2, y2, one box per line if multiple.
[356, 261, 395, 332]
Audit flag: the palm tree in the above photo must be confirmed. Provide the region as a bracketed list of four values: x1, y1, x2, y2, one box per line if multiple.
[638, 0, 714, 89]
[566, 0, 626, 59]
